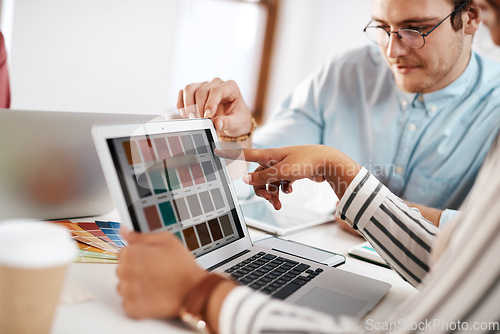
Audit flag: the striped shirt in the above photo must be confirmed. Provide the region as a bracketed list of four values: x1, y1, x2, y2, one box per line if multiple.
[219, 136, 500, 334]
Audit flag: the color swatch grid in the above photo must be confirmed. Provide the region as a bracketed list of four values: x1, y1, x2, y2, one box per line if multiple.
[111, 129, 242, 257]
[181, 213, 237, 254]
[122, 134, 231, 231]
[52, 220, 125, 263]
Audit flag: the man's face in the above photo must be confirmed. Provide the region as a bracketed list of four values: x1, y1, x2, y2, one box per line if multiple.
[372, 0, 472, 93]
[476, 0, 500, 45]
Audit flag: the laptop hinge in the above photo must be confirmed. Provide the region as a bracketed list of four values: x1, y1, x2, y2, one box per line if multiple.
[207, 249, 251, 272]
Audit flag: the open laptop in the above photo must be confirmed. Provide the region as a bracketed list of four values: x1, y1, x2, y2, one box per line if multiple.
[92, 118, 391, 319]
[0, 109, 163, 221]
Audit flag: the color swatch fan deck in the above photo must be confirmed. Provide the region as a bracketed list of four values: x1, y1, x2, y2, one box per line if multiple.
[53, 220, 125, 263]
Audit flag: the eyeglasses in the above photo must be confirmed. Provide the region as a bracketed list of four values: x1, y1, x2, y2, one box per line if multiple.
[363, 0, 470, 50]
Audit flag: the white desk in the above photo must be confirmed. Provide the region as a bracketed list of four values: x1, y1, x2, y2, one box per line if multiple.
[51, 222, 417, 334]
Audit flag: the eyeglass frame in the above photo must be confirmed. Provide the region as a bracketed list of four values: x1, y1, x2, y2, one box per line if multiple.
[363, 0, 470, 50]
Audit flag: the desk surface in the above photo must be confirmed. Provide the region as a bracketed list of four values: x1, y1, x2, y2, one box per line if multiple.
[52, 221, 417, 334]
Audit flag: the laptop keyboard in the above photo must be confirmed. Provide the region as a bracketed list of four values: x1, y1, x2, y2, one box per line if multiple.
[224, 251, 323, 300]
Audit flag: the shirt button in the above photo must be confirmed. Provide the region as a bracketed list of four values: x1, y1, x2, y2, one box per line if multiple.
[401, 100, 408, 108]
[430, 106, 437, 113]
[408, 124, 417, 132]
[395, 166, 404, 174]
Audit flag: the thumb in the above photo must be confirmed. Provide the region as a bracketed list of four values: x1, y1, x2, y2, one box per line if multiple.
[213, 115, 251, 137]
[244, 164, 284, 186]
[214, 148, 244, 161]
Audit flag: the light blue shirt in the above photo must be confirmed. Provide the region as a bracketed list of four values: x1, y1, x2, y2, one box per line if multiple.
[251, 45, 500, 217]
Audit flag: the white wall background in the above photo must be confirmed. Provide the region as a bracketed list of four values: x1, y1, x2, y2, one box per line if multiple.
[4, 0, 178, 114]
[2, 0, 500, 117]
[265, 0, 373, 118]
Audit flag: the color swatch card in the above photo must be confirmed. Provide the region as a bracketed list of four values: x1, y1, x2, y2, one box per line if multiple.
[95, 221, 126, 247]
[52, 220, 126, 263]
[108, 129, 243, 258]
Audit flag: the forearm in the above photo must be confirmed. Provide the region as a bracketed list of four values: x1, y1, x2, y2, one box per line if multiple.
[403, 201, 443, 227]
[205, 280, 239, 333]
[336, 168, 439, 287]
[216, 286, 359, 334]
[323, 148, 362, 199]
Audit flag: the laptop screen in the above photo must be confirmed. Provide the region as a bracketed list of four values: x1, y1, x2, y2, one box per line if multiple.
[106, 127, 245, 257]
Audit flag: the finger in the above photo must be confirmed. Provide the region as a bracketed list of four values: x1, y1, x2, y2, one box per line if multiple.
[269, 181, 283, 210]
[243, 162, 289, 186]
[270, 195, 282, 210]
[281, 180, 294, 194]
[268, 182, 280, 196]
[194, 78, 223, 118]
[185, 105, 200, 119]
[251, 166, 272, 201]
[117, 280, 127, 297]
[254, 187, 272, 201]
[120, 226, 141, 244]
[119, 226, 133, 245]
[204, 80, 240, 117]
[116, 255, 126, 278]
[253, 184, 281, 209]
[176, 90, 187, 118]
[123, 299, 143, 319]
[216, 148, 279, 167]
[176, 89, 184, 109]
[214, 148, 244, 161]
[182, 82, 205, 117]
[212, 114, 251, 137]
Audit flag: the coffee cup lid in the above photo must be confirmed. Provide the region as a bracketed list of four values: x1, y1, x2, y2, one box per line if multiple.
[0, 220, 77, 268]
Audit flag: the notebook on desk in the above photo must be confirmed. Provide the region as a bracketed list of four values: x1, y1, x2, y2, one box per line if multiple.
[92, 118, 391, 319]
[0, 109, 163, 221]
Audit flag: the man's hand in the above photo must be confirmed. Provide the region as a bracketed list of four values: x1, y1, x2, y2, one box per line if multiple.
[116, 228, 208, 319]
[177, 78, 253, 139]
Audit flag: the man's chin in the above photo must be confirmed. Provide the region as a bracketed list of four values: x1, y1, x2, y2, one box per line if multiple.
[394, 77, 425, 93]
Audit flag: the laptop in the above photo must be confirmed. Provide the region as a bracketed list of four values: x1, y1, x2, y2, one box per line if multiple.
[0, 109, 163, 221]
[92, 118, 391, 319]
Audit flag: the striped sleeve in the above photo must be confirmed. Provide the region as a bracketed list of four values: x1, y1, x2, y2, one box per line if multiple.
[219, 286, 360, 334]
[384, 135, 500, 334]
[336, 167, 439, 287]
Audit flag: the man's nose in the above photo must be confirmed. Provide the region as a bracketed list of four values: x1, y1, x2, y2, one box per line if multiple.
[386, 32, 411, 58]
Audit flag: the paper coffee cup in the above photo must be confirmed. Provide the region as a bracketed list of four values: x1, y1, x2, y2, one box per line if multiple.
[0, 220, 77, 334]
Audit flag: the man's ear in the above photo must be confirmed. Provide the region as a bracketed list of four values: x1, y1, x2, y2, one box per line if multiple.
[464, 1, 481, 34]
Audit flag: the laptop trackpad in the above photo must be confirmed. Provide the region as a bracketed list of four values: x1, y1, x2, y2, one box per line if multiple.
[295, 287, 368, 317]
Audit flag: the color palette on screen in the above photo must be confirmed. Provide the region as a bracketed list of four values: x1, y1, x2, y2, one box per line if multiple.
[122, 134, 211, 166]
[142, 187, 226, 231]
[182, 214, 234, 251]
[132, 161, 218, 199]
[121, 134, 217, 201]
